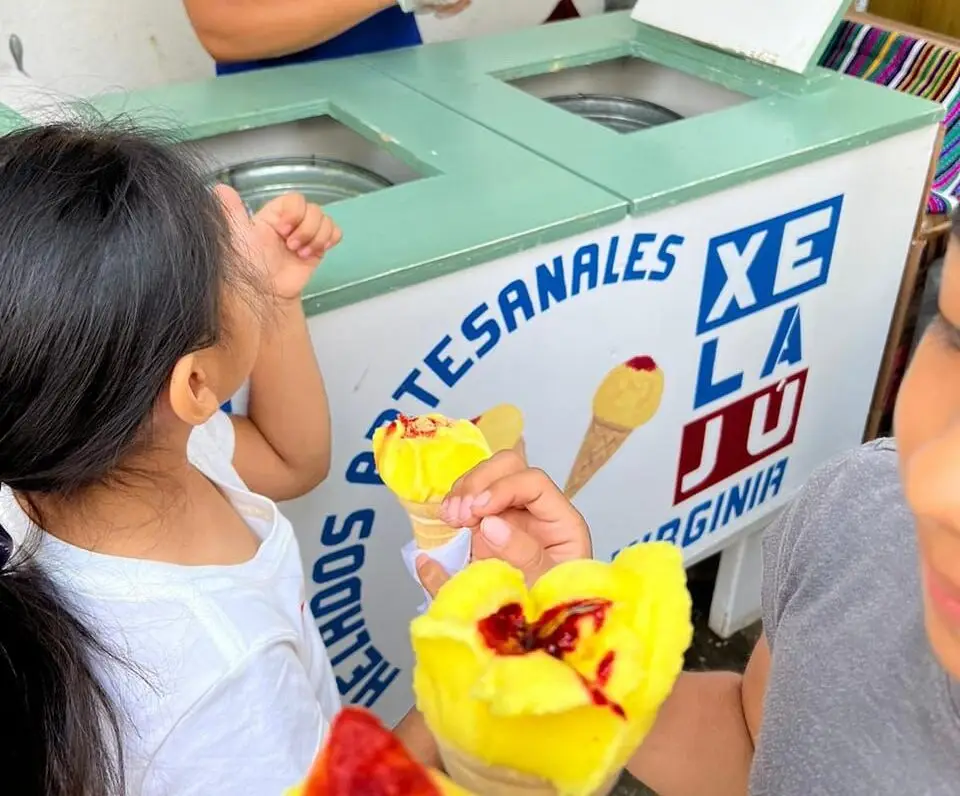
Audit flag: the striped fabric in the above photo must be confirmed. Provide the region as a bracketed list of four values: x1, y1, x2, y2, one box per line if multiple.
[820, 21, 960, 215]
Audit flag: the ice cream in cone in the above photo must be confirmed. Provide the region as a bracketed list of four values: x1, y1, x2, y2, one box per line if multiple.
[285, 707, 471, 796]
[472, 403, 526, 461]
[564, 356, 664, 500]
[373, 413, 493, 550]
[411, 544, 692, 796]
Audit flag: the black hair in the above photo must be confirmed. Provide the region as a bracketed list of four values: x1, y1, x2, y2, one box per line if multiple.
[0, 122, 257, 795]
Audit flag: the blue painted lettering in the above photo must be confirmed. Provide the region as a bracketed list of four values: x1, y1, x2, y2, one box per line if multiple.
[682, 501, 712, 547]
[310, 577, 362, 618]
[337, 645, 385, 694]
[602, 236, 621, 285]
[760, 305, 803, 378]
[313, 544, 365, 584]
[317, 603, 364, 647]
[619, 458, 790, 556]
[694, 338, 744, 410]
[498, 280, 536, 332]
[392, 368, 440, 407]
[535, 257, 568, 312]
[571, 244, 600, 295]
[352, 660, 401, 708]
[424, 335, 474, 388]
[697, 196, 842, 333]
[652, 234, 685, 282]
[329, 629, 370, 667]
[656, 518, 681, 544]
[345, 452, 380, 485]
[461, 303, 501, 359]
[759, 459, 787, 503]
[624, 233, 657, 281]
[320, 509, 374, 547]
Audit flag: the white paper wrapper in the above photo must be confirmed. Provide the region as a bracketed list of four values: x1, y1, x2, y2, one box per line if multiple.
[401, 528, 471, 612]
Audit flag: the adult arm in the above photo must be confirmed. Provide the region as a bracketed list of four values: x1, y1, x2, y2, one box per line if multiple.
[394, 707, 443, 769]
[183, 0, 398, 62]
[625, 634, 769, 796]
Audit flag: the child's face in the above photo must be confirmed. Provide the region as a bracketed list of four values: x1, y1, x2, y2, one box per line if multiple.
[896, 234, 960, 677]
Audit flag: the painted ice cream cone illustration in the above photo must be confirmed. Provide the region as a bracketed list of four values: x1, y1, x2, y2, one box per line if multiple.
[373, 413, 493, 550]
[472, 403, 527, 462]
[411, 544, 693, 796]
[564, 356, 664, 500]
[286, 706, 470, 795]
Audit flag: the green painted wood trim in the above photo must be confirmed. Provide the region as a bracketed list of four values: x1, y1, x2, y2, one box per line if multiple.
[74, 58, 627, 316]
[365, 12, 944, 215]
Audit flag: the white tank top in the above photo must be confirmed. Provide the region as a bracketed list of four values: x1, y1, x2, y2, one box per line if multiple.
[0, 411, 341, 795]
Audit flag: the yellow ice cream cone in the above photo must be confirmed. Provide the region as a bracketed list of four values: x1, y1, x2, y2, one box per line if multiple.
[399, 497, 464, 550]
[411, 544, 692, 796]
[439, 743, 618, 796]
[564, 356, 664, 500]
[373, 413, 493, 550]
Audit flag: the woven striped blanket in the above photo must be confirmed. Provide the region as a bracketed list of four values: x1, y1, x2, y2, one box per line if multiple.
[820, 20, 960, 215]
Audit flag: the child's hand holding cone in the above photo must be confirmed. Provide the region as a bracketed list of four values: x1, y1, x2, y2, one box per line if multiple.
[373, 413, 493, 550]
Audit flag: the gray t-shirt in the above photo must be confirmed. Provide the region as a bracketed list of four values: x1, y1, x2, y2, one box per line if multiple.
[751, 439, 960, 795]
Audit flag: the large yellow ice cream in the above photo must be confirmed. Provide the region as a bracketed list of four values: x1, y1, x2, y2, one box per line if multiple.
[411, 544, 692, 796]
[373, 413, 492, 503]
[592, 356, 664, 429]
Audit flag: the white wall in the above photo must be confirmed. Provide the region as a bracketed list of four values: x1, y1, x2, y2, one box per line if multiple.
[0, 2, 212, 97]
[0, 0, 604, 100]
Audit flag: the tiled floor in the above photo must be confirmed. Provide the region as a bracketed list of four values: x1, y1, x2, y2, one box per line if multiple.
[611, 557, 762, 795]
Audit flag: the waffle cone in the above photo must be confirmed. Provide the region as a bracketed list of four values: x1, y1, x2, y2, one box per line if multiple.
[398, 498, 461, 550]
[563, 416, 633, 500]
[440, 743, 617, 796]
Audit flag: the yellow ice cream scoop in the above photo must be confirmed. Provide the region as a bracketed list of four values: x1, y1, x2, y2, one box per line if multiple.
[373, 413, 492, 504]
[592, 355, 664, 429]
[411, 543, 692, 796]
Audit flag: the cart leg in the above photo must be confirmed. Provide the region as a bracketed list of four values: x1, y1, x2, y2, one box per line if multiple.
[708, 527, 766, 639]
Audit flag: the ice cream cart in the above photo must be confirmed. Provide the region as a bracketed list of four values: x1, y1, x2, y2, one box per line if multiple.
[0, 0, 942, 728]
[361, 1, 943, 637]
[0, 56, 635, 726]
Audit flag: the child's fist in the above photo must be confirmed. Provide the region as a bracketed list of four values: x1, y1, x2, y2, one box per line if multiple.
[253, 193, 343, 300]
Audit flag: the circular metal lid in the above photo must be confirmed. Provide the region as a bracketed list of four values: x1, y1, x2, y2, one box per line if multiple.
[213, 156, 392, 213]
[545, 93, 683, 134]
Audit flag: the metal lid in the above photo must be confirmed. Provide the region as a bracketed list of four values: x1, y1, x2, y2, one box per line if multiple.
[545, 93, 682, 134]
[213, 156, 392, 213]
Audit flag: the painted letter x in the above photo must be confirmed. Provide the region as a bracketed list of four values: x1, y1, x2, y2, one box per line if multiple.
[705, 231, 767, 324]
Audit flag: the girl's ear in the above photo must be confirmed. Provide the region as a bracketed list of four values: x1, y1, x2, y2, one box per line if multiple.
[168, 351, 222, 427]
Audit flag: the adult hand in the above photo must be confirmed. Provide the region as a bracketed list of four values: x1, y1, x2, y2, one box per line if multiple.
[416, 451, 592, 595]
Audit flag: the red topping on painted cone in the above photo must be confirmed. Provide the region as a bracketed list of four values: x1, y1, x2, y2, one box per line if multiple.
[625, 355, 657, 372]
